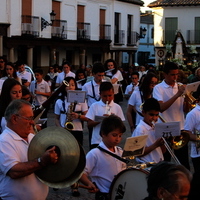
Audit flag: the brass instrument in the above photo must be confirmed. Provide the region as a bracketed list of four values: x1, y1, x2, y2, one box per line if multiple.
[177, 82, 197, 110]
[139, 103, 189, 150]
[65, 102, 77, 131]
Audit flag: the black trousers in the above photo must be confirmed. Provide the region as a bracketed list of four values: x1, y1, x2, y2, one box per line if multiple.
[95, 192, 109, 200]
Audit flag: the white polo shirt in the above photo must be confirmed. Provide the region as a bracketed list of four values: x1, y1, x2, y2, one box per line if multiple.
[82, 80, 101, 107]
[132, 120, 164, 163]
[184, 104, 200, 158]
[17, 70, 32, 83]
[153, 80, 185, 129]
[0, 127, 48, 200]
[86, 100, 125, 145]
[56, 71, 76, 85]
[30, 79, 50, 106]
[84, 141, 126, 193]
[128, 89, 143, 126]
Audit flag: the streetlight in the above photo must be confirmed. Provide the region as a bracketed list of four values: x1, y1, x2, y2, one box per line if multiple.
[41, 10, 56, 31]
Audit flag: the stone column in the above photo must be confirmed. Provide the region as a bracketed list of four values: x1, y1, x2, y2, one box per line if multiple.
[9, 47, 15, 62]
[0, 36, 3, 56]
[27, 47, 33, 68]
[50, 48, 57, 65]
[79, 49, 86, 66]
[128, 51, 133, 66]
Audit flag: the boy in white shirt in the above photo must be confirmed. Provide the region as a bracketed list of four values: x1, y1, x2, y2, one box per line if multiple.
[86, 82, 125, 149]
[132, 98, 164, 163]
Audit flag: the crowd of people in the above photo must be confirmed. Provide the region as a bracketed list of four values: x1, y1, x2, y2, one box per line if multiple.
[0, 55, 200, 200]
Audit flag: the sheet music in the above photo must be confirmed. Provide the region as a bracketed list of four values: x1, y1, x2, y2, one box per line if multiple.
[155, 121, 180, 139]
[122, 135, 148, 157]
[67, 90, 86, 103]
[184, 81, 200, 94]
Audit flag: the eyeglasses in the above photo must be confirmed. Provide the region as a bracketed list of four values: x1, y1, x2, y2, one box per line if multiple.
[16, 114, 34, 121]
[0, 61, 4, 63]
[163, 188, 188, 200]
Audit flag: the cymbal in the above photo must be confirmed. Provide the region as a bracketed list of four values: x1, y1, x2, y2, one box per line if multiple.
[28, 127, 84, 187]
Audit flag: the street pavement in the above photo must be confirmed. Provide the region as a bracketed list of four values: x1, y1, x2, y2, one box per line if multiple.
[46, 99, 131, 200]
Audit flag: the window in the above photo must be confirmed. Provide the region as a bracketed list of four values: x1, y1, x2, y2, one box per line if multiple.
[165, 17, 178, 43]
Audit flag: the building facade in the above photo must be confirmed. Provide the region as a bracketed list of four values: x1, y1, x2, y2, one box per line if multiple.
[0, 0, 143, 71]
[148, 0, 200, 68]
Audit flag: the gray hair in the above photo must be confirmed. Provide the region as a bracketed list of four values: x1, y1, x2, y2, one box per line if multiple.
[5, 99, 32, 122]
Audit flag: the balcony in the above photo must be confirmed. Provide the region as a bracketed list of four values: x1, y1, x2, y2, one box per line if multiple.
[187, 30, 200, 44]
[127, 31, 138, 46]
[77, 22, 90, 40]
[99, 24, 111, 40]
[21, 15, 39, 37]
[51, 20, 67, 39]
[114, 29, 125, 45]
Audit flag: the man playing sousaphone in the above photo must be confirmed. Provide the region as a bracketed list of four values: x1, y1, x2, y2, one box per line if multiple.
[0, 99, 58, 200]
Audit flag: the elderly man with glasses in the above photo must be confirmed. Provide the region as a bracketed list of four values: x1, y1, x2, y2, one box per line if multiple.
[0, 99, 58, 200]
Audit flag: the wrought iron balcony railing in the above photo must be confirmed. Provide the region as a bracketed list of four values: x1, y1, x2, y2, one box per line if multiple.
[99, 24, 111, 40]
[51, 20, 67, 39]
[77, 22, 90, 40]
[114, 29, 125, 45]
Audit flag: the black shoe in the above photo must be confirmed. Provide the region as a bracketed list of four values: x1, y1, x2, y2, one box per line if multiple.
[72, 189, 80, 197]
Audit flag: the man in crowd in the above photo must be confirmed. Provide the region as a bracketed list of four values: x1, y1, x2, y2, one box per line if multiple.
[0, 99, 58, 199]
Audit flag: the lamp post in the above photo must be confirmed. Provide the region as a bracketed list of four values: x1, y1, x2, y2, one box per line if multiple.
[41, 10, 56, 31]
[136, 27, 147, 41]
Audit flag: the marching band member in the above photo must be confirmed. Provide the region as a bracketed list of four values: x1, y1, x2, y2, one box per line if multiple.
[80, 115, 127, 200]
[82, 63, 105, 148]
[55, 61, 75, 87]
[132, 98, 164, 164]
[75, 69, 86, 90]
[124, 71, 139, 100]
[184, 99, 200, 199]
[0, 99, 58, 200]
[54, 76, 88, 145]
[0, 78, 22, 133]
[127, 73, 158, 132]
[104, 59, 123, 104]
[153, 62, 190, 169]
[29, 68, 51, 129]
[85, 82, 125, 149]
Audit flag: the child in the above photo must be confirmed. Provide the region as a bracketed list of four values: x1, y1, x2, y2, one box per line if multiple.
[124, 71, 139, 99]
[80, 115, 127, 200]
[132, 98, 164, 163]
[54, 76, 88, 145]
[86, 81, 125, 149]
[30, 68, 51, 128]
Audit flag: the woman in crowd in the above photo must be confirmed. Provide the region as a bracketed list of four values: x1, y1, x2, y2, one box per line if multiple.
[126, 72, 158, 132]
[0, 78, 22, 132]
[1, 62, 21, 84]
[104, 59, 123, 103]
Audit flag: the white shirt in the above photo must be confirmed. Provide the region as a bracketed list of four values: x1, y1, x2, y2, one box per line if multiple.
[184, 104, 200, 158]
[106, 70, 123, 83]
[128, 89, 143, 126]
[17, 70, 32, 83]
[82, 80, 101, 107]
[56, 71, 75, 85]
[54, 98, 88, 131]
[153, 80, 185, 129]
[132, 120, 164, 163]
[86, 100, 125, 145]
[0, 127, 48, 200]
[125, 83, 139, 95]
[30, 79, 51, 106]
[84, 141, 126, 193]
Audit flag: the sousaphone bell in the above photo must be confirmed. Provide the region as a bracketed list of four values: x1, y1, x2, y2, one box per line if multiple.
[28, 126, 86, 188]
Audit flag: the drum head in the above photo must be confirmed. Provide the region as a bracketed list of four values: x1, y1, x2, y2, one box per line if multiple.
[109, 168, 149, 200]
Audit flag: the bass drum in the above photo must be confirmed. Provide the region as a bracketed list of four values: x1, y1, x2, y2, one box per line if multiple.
[109, 168, 149, 200]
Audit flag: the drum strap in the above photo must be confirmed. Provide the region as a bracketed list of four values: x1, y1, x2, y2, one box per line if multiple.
[97, 146, 129, 164]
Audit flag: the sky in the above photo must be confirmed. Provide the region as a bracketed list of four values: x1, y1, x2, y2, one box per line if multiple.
[140, 0, 154, 12]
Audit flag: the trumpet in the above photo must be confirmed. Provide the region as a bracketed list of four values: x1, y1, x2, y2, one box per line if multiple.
[65, 102, 77, 131]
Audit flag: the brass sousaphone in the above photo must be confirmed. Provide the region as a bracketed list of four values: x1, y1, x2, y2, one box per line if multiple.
[28, 126, 86, 188]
